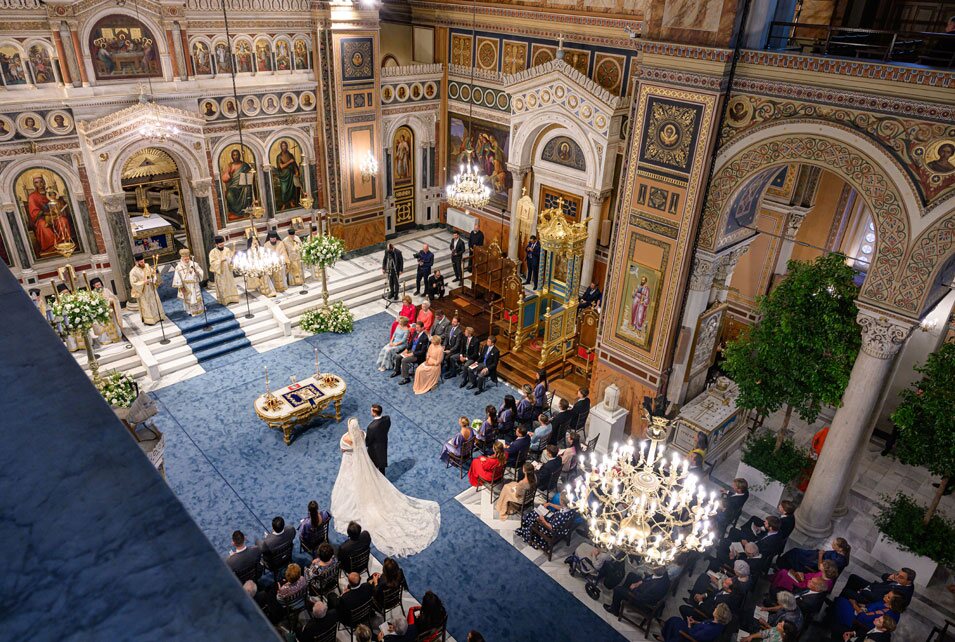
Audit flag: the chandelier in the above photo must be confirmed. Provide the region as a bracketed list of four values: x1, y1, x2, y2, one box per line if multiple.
[566, 412, 719, 564]
[232, 238, 283, 279]
[359, 151, 378, 182]
[136, 92, 181, 142]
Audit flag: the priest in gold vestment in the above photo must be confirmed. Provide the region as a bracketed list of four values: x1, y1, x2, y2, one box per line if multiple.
[172, 248, 205, 316]
[267, 230, 289, 293]
[208, 235, 239, 304]
[283, 229, 305, 286]
[129, 254, 163, 325]
[91, 277, 124, 344]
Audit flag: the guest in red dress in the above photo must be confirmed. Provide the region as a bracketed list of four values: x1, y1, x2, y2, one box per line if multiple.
[468, 441, 506, 487]
[390, 295, 417, 338]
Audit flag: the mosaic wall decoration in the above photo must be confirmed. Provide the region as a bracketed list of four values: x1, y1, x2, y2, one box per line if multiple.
[447, 81, 509, 112]
[593, 53, 625, 95]
[476, 37, 498, 71]
[501, 40, 528, 75]
[562, 49, 590, 75]
[450, 34, 473, 67]
[541, 135, 585, 171]
[341, 37, 373, 83]
[531, 44, 556, 67]
[0, 107, 76, 141]
[638, 96, 703, 175]
[722, 166, 782, 236]
[87, 15, 163, 81]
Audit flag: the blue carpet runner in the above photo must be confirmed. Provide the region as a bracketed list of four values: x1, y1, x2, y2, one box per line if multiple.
[157, 271, 253, 367]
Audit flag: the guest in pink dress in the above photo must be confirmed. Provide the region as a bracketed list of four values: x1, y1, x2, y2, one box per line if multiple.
[769, 559, 840, 596]
[413, 335, 444, 394]
[417, 300, 434, 332]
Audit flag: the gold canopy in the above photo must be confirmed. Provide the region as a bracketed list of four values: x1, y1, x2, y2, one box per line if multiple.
[537, 197, 590, 253]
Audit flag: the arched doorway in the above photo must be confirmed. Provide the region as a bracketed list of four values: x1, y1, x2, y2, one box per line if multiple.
[392, 125, 415, 232]
[121, 148, 189, 265]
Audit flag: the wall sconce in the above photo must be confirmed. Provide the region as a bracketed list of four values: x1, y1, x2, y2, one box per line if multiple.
[360, 151, 378, 183]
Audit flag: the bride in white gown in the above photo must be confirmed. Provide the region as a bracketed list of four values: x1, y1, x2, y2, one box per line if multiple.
[330, 418, 441, 557]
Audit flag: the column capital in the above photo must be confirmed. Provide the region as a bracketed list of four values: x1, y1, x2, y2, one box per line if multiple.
[784, 207, 810, 240]
[100, 192, 126, 213]
[688, 255, 718, 292]
[0, 201, 15, 214]
[586, 189, 612, 204]
[190, 177, 213, 197]
[857, 307, 915, 359]
[506, 163, 530, 178]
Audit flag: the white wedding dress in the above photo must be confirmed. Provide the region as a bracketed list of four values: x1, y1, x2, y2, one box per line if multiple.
[330, 418, 441, 557]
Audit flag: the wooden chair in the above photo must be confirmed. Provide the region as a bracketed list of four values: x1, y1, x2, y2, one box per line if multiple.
[300, 520, 330, 559]
[340, 596, 375, 641]
[584, 435, 598, 454]
[234, 559, 262, 583]
[504, 449, 528, 483]
[927, 620, 955, 642]
[415, 615, 448, 642]
[307, 565, 340, 601]
[509, 486, 538, 518]
[262, 539, 295, 579]
[617, 594, 666, 637]
[346, 549, 371, 579]
[530, 518, 575, 561]
[474, 425, 497, 455]
[308, 624, 339, 642]
[562, 307, 599, 380]
[376, 584, 405, 622]
[445, 437, 475, 478]
[479, 470, 505, 503]
[278, 582, 309, 631]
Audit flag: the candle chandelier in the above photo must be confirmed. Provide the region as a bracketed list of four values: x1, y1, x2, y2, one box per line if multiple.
[445, 0, 490, 211]
[566, 412, 719, 564]
[359, 151, 379, 182]
[232, 237, 283, 279]
[136, 86, 180, 142]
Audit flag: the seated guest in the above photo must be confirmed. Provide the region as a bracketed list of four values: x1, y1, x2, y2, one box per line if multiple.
[407, 591, 447, 639]
[571, 387, 591, 432]
[390, 296, 416, 338]
[498, 394, 518, 438]
[496, 463, 537, 519]
[338, 521, 372, 573]
[445, 325, 477, 379]
[370, 557, 407, 607]
[606, 565, 671, 616]
[833, 590, 905, 633]
[427, 269, 446, 300]
[392, 322, 429, 384]
[516, 385, 537, 429]
[467, 632, 485, 642]
[838, 568, 915, 608]
[689, 559, 751, 599]
[579, 281, 602, 309]
[379, 616, 412, 642]
[417, 300, 434, 332]
[261, 516, 296, 567]
[769, 559, 839, 597]
[468, 441, 507, 487]
[555, 431, 582, 473]
[794, 576, 829, 619]
[730, 501, 796, 544]
[658, 603, 733, 642]
[226, 529, 262, 580]
[355, 625, 373, 642]
[733, 559, 755, 595]
[413, 335, 444, 394]
[440, 316, 462, 366]
[750, 591, 803, 633]
[506, 426, 531, 469]
[715, 478, 750, 532]
[778, 537, 851, 574]
[740, 621, 798, 642]
[529, 414, 553, 453]
[533, 369, 549, 414]
[463, 336, 499, 394]
[536, 445, 562, 494]
[681, 576, 742, 619]
[430, 310, 450, 341]
[439, 416, 474, 463]
[339, 572, 374, 628]
[842, 614, 896, 642]
[298, 500, 331, 552]
[475, 405, 498, 443]
[276, 562, 307, 607]
[378, 316, 410, 371]
[716, 515, 785, 566]
[244, 580, 282, 625]
[301, 600, 338, 642]
[549, 398, 574, 445]
[306, 541, 340, 592]
[515, 491, 579, 554]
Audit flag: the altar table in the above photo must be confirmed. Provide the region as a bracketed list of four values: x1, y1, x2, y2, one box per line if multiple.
[253, 373, 347, 445]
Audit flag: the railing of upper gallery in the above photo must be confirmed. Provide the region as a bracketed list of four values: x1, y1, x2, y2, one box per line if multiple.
[186, 0, 311, 11]
[766, 21, 955, 68]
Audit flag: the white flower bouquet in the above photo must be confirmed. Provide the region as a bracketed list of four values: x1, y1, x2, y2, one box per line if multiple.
[50, 289, 111, 332]
[301, 301, 354, 334]
[301, 234, 346, 268]
[96, 370, 138, 408]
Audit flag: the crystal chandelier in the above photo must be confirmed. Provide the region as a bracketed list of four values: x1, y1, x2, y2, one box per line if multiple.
[566, 412, 719, 564]
[136, 95, 180, 142]
[232, 238, 283, 279]
[360, 151, 378, 182]
[446, 146, 491, 210]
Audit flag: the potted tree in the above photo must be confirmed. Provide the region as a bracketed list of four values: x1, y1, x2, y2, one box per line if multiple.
[873, 341, 955, 587]
[723, 253, 860, 503]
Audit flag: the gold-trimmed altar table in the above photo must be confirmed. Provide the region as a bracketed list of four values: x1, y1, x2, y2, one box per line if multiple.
[253, 374, 347, 445]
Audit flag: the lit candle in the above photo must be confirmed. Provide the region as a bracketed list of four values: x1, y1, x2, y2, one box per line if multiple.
[314, 347, 319, 376]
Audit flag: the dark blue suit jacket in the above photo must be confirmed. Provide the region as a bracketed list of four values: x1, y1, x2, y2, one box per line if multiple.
[630, 574, 670, 607]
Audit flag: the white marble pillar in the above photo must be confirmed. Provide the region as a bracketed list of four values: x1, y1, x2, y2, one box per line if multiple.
[715, 245, 749, 305]
[665, 253, 718, 405]
[794, 307, 914, 538]
[580, 190, 607, 290]
[773, 207, 808, 275]
[506, 165, 529, 260]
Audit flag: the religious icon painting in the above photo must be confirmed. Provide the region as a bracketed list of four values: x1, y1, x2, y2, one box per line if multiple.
[218, 143, 259, 222]
[269, 137, 303, 213]
[261, 94, 280, 115]
[87, 15, 162, 81]
[448, 115, 511, 205]
[0, 46, 28, 85]
[382, 85, 394, 104]
[280, 92, 299, 113]
[192, 41, 213, 75]
[423, 81, 437, 100]
[299, 91, 314, 110]
[241, 95, 261, 117]
[617, 261, 661, 350]
[0, 114, 15, 141]
[392, 126, 414, 188]
[274, 39, 291, 71]
[234, 40, 254, 73]
[254, 40, 272, 72]
[14, 168, 82, 260]
[293, 39, 309, 70]
[220, 97, 238, 118]
[28, 45, 56, 84]
[214, 41, 233, 74]
[200, 99, 219, 120]
[924, 139, 955, 175]
[45, 110, 74, 135]
[396, 84, 408, 102]
[17, 112, 45, 138]
[410, 83, 422, 101]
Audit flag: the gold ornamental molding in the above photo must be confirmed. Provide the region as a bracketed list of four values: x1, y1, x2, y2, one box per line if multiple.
[537, 197, 589, 254]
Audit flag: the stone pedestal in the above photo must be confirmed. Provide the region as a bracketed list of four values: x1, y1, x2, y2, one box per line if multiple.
[588, 400, 629, 454]
[480, 487, 494, 521]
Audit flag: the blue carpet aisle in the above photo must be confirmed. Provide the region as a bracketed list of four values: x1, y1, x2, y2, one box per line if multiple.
[157, 270, 253, 368]
[151, 312, 626, 642]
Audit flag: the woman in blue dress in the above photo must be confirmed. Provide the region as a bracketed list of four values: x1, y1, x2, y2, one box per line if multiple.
[377, 316, 410, 371]
[475, 405, 498, 443]
[498, 395, 517, 438]
[776, 536, 851, 573]
[439, 416, 474, 463]
[834, 590, 904, 632]
[516, 385, 536, 430]
[533, 369, 549, 414]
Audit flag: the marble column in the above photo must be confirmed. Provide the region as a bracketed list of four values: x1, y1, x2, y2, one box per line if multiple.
[665, 252, 718, 405]
[50, 29, 72, 85]
[713, 245, 749, 305]
[101, 193, 134, 298]
[794, 307, 914, 538]
[581, 190, 607, 289]
[506, 165, 529, 260]
[773, 207, 809, 275]
[68, 23, 89, 87]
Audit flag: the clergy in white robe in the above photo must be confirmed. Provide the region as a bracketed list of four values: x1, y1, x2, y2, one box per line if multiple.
[90, 278, 124, 344]
[208, 236, 239, 304]
[172, 249, 205, 316]
[283, 230, 305, 286]
[129, 255, 163, 325]
[266, 231, 289, 293]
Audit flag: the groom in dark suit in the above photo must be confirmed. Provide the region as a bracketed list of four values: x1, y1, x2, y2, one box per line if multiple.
[365, 404, 390, 475]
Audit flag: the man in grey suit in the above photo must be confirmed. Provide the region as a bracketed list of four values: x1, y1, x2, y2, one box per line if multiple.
[260, 516, 295, 567]
[430, 310, 451, 342]
[226, 530, 262, 581]
[365, 404, 390, 474]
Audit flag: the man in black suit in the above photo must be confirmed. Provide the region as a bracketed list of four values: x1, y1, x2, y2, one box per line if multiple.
[260, 516, 296, 567]
[300, 600, 338, 642]
[449, 231, 465, 282]
[506, 425, 530, 466]
[365, 404, 390, 474]
[719, 515, 785, 565]
[338, 572, 374, 628]
[225, 530, 262, 581]
[536, 445, 562, 494]
[844, 614, 895, 642]
[792, 576, 828, 619]
[729, 500, 796, 543]
[467, 222, 484, 271]
[838, 567, 915, 607]
[716, 478, 750, 532]
[605, 566, 671, 616]
[550, 398, 574, 445]
[571, 387, 591, 432]
[338, 521, 372, 573]
[449, 326, 478, 379]
[392, 322, 429, 384]
[427, 269, 446, 300]
[382, 243, 403, 300]
[464, 335, 499, 394]
[413, 244, 434, 296]
[524, 234, 541, 289]
[579, 281, 602, 309]
[680, 577, 742, 619]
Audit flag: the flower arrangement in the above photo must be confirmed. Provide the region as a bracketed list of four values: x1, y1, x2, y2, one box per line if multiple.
[301, 234, 345, 268]
[300, 301, 354, 334]
[96, 370, 138, 408]
[50, 289, 111, 332]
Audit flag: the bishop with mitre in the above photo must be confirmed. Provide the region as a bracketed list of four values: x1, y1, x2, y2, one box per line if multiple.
[172, 248, 205, 316]
[129, 254, 163, 325]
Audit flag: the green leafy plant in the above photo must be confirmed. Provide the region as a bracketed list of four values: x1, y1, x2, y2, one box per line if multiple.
[890, 341, 955, 525]
[723, 253, 860, 451]
[300, 234, 345, 268]
[301, 301, 354, 334]
[95, 370, 138, 408]
[740, 431, 813, 486]
[874, 493, 955, 568]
